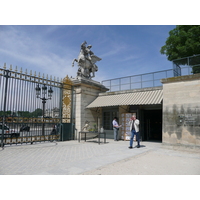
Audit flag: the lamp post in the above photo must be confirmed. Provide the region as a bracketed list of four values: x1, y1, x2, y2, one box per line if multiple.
[35, 84, 53, 136]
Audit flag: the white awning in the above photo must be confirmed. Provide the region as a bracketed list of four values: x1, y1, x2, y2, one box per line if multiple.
[87, 89, 163, 108]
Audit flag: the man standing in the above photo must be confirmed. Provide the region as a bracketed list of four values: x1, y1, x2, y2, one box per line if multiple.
[112, 117, 121, 141]
[128, 114, 140, 148]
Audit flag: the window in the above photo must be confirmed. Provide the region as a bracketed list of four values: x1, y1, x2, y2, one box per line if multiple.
[103, 108, 118, 130]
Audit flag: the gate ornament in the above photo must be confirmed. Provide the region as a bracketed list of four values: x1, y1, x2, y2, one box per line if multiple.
[62, 75, 72, 123]
[72, 41, 102, 79]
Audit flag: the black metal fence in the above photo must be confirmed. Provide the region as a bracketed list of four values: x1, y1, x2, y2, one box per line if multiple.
[0, 64, 73, 148]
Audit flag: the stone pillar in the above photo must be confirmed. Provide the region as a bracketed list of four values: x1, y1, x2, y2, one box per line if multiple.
[71, 77, 109, 139]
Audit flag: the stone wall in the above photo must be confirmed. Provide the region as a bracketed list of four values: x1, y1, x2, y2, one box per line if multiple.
[161, 74, 200, 148]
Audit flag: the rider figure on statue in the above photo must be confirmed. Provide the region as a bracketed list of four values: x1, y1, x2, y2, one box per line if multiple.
[72, 41, 101, 79]
[80, 41, 97, 72]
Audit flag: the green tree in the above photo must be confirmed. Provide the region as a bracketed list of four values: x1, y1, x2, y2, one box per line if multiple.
[31, 108, 43, 117]
[17, 111, 31, 117]
[0, 111, 12, 116]
[160, 25, 200, 73]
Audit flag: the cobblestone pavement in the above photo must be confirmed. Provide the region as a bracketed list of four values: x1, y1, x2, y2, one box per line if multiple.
[0, 139, 200, 175]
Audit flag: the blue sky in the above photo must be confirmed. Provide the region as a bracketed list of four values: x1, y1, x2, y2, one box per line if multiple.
[0, 25, 176, 82]
[0, 0, 197, 195]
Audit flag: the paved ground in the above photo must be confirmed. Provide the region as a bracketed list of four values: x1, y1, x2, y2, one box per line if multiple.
[0, 139, 200, 175]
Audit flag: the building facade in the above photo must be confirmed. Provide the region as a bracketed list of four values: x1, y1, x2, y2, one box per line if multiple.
[72, 73, 200, 149]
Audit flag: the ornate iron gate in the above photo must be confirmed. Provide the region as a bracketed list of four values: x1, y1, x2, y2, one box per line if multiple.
[0, 64, 74, 148]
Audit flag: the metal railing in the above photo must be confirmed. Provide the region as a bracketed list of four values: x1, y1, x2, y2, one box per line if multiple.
[173, 54, 200, 76]
[102, 55, 200, 92]
[102, 69, 173, 92]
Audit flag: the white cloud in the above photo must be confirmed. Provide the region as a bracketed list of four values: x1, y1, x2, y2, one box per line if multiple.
[0, 26, 77, 79]
[0, 25, 174, 84]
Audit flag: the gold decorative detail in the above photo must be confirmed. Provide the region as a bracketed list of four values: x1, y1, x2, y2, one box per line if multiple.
[63, 75, 72, 88]
[62, 75, 73, 123]
[63, 96, 70, 106]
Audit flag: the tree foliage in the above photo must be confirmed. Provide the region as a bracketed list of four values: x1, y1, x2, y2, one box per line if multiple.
[160, 25, 200, 73]
[161, 25, 200, 60]
[0, 108, 43, 118]
[31, 108, 43, 117]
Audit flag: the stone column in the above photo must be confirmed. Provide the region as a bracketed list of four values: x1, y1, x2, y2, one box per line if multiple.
[71, 77, 109, 139]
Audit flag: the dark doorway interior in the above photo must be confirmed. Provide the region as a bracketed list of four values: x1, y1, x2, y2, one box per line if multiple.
[143, 110, 162, 141]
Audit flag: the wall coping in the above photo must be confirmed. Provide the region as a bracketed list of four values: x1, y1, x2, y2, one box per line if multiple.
[70, 77, 109, 92]
[161, 73, 200, 84]
[99, 86, 163, 96]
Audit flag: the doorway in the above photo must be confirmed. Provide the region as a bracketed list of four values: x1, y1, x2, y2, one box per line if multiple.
[143, 110, 162, 141]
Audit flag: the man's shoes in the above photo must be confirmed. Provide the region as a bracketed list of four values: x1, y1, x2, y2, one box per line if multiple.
[128, 146, 133, 149]
[137, 145, 140, 148]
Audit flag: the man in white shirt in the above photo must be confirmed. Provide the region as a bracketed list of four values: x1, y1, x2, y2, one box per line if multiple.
[112, 117, 121, 141]
[128, 114, 140, 148]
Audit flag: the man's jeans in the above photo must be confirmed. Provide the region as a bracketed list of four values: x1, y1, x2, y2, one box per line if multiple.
[113, 128, 119, 140]
[130, 130, 140, 147]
